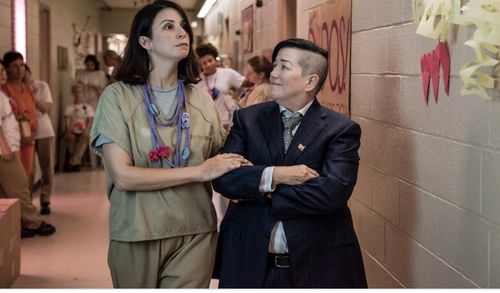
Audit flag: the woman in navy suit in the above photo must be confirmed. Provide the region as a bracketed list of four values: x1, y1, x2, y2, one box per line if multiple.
[213, 38, 367, 288]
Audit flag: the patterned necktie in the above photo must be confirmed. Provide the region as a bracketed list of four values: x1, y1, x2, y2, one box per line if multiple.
[282, 112, 303, 152]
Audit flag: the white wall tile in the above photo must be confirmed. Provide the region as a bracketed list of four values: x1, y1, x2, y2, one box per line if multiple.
[373, 0, 407, 28]
[436, 200, 489, 286]
[351, 163, 374, 208]
[372, 169, 399, 225]
[399, 182, 437, 250]
[385, 224, 477, 287]
[490, 99, 500, 148]
[386, 23, 425, 75]
[371, 75, 401, 125]
[350, 74, 373, 118]
[351, 34, 363, 74]
[482, 150, 500, 225]
[436, 77, 490, 145]
[352, 0, 373, 32]
[362, 251, 403, 288]
[360, 28, 387, 74]
[399, 76, 440, 134]
[490, 226, 500, 287]
[411, 135, 481, 213]
[350, 200, 385, 263]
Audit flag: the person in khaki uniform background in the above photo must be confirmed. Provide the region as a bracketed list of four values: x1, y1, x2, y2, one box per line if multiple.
[24, 64, 56, 214]
[89, 1, 250, 288]
[0, 60, 56, 238]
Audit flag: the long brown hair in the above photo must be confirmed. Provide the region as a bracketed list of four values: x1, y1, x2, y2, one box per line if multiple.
[116, 0, 200, 86]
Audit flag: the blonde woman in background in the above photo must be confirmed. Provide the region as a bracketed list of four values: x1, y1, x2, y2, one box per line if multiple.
[63, 82, 94, 172]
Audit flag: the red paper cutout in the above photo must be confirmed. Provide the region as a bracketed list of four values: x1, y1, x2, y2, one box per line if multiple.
[420, 42, 450, 104]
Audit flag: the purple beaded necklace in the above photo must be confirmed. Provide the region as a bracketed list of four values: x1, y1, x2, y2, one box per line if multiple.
[142, 80, 191, 168]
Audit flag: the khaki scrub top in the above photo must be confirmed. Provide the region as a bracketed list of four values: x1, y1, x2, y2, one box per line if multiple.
[90, 81, 225, 242]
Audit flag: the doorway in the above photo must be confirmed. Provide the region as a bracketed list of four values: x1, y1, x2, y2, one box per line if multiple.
[39, 4, 50, 84]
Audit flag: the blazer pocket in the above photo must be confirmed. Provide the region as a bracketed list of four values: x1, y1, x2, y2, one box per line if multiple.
[325, 228, 357, 247]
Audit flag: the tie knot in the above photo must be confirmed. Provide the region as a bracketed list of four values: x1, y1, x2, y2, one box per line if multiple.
[282, 112, 303, 130]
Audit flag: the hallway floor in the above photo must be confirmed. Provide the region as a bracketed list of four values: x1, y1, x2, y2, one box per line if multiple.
[11, 169, 218, 288]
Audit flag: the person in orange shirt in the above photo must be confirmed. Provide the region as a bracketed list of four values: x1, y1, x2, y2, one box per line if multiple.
[1, 51, 37, 178]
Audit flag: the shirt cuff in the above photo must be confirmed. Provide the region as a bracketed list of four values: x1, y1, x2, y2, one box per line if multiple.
[259, 166, 276, 193]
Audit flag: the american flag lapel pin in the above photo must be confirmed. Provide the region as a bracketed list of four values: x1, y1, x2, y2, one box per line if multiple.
[298, 144, 305, 151]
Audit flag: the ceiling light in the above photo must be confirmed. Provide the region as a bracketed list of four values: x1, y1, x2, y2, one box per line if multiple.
[197, 0, 216, 18]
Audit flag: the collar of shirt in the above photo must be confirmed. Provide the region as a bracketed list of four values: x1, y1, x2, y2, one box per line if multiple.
[279, 99, 314, 118]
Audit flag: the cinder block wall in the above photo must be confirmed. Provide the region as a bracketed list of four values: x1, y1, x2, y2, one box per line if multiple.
[349, 0, 500, 288]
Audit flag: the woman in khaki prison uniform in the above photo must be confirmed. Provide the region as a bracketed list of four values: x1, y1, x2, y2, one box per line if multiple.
[89, 1, 251, 288]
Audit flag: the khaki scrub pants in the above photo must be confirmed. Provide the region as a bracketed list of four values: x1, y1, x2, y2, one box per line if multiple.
[0, 152, 42, 229]
[108, 231, 217, 288]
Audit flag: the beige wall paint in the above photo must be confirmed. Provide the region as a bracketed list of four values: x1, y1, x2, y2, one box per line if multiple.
[202, 0, 281, 72]
[348, 0, 500, 288]
[99, 8, 136, 35]
[38, 0, 102, 133]
[99, 9, 203, 45]
[0, 0, 12, 56]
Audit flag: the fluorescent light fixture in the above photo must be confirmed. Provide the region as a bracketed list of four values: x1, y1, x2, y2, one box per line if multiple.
[115, 34, 127, 41]
[197, 0, 216, 18]
[13, 0, 27, 59]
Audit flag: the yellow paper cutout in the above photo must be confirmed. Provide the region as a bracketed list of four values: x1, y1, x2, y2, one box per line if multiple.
[415, 0, 452, 41]
[412, 0, 426, 23]
[412, 0, 500, 99]
[459, 0, 500, 99]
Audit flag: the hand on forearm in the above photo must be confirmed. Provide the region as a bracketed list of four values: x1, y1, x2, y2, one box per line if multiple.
[272, 165, 319, 186]
[197, 153, 253, 182]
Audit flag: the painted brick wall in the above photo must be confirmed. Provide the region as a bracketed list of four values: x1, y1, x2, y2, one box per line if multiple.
[348, 0, 500, 288]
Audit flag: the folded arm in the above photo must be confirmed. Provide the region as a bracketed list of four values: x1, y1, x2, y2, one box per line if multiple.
[271, 123, 361, 219]
[213, 109, 268, 200]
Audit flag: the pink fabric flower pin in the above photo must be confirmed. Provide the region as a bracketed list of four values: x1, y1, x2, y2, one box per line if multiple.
[149, 145, 171, 162]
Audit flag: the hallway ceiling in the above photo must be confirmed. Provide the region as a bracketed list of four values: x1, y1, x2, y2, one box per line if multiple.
[101, 0, 201, 10]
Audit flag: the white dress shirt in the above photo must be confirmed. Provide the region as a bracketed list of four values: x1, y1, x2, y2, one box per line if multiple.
[259, 99, 314, 253]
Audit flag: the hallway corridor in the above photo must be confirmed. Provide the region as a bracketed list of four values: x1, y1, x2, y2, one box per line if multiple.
[12, 170, 112, 288]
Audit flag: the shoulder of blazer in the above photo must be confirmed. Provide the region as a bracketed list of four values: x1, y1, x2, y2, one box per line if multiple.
[319, 103, 359, 130]
[236, 101, 277, 120]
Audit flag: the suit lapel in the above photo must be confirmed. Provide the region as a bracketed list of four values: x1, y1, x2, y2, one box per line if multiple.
[258, 103, 285, 165]
[284, 99, 327, 165]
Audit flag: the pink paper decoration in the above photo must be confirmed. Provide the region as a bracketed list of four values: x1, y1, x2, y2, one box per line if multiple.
[420, 42, 450, 104]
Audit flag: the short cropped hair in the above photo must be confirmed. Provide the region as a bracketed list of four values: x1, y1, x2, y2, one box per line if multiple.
[2, 51, 24, 68]
[272, 38, 329, 96]
[195, 43, 219, 59]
